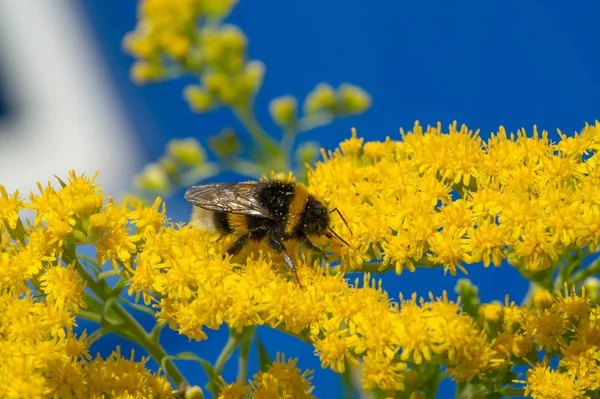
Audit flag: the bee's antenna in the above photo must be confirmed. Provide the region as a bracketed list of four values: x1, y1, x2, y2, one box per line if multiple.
[327, 227, 351, 247]
[329, 208, 352, 236]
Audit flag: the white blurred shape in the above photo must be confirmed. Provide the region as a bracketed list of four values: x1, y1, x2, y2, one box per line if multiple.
[0, 0, 140, 196]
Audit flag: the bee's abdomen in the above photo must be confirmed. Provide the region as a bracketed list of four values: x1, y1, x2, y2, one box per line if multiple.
[214, 211, 234, 234]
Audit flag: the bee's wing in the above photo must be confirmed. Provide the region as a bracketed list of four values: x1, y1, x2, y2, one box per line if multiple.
[184, 183, 275, 219]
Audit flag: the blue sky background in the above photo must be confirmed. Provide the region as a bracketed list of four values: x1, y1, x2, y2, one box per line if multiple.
[77, 1, 600, 397]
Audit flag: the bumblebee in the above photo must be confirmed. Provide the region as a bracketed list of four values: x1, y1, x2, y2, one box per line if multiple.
[184, 178, 349, 282]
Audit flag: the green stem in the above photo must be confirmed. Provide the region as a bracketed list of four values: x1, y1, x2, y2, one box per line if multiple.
[239, 331, 253, 382]
[281, 127, 297, 163]
[571, 257, 600, 285]
[63, 247, 185, 387]
[214, 330, 241, 377]
[297, 114, 334, 133]
[234, 108, 280, 156]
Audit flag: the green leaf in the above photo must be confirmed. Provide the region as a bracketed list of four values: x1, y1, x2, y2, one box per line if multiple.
[255, 335, 272, 373]
[54, 174, 68, 188]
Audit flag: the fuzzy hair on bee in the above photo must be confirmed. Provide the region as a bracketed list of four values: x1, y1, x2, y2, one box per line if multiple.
[184, 177, 350, 284]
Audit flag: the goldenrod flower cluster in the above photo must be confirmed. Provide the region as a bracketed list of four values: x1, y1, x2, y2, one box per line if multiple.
[124, 0, 260, 111]
[519, 286, 600, 398]
[0, 178, 173, 398]
[310, 122, 600, 276]
[3, 121, 600, 397]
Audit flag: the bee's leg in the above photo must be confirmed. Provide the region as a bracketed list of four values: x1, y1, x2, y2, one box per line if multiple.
[267, 236, 302, 287]
[226, 233, 250, 255]
[216, 234, 227, 242]
[298, 233, 329, 260]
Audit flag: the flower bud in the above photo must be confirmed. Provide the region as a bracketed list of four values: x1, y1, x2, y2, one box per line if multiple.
[583, 276, 600, 303]
[511, 334, 532, 357]
[184, 85, 214, 113]
[532, 289, 554, 310]
[337, 83, 371, 115]
[295, 141, 320, 165]
[203, 0, 237, 17]
[167, 138, 206, 167]
[240, 61, 265, 94]
[208, 128, 240, 158]
[131, 61, 163, 84]
[304, 83, 336, 116]
[122, 32, 154, 58]
[166, 34, 191, 58]
[479, 303, 504, 323]
[269, 95, 297, 127]
[220, 25, 247, 53]
[135, 163, 171, 193]
[454, 278, 480, 318]
[184, 385, 204, 399]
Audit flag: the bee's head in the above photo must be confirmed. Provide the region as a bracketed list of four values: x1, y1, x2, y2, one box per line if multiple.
[301, 196, 330, 235]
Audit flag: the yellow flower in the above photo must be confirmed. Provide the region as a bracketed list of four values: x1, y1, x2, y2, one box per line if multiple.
[39, 262, 86, 313]
[426, 225, 469, 275]
[219, 378, 249, 399]
[361, 351, 406, 391]
[523, 308, 566, 351]
[0, 185, 22, 229]
[396, 294, 434, 364]
[525, 364, 587, 399]
[555, 284, 590, 320]
[90, 199, 141, 269]
[220, 354, 314, 399]
[312, 329, 357, 373]
[25, 171, 103, 248]
[480, 303, 504, 323]
[128, 196, 167, 239]
[83, 347, 173, 397]
[9, 115, 600, 396]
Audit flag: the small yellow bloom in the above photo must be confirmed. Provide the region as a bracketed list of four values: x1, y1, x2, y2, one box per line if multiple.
[0, 185, 22, 229]
[533, 289, 555, 310]
[39, 262, 86, 313]
[480, 303, 504, 323]
[361, 351, 406, 391]
[523, 309, 566, 351]
[525, 364, 586, 399]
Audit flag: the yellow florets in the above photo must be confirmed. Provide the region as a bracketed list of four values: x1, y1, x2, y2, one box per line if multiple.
[309, 121, 600, 275]
[5, 119, 600, 396]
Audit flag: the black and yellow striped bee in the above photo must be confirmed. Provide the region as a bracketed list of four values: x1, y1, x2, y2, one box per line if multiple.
[184, 178, 349, 283]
